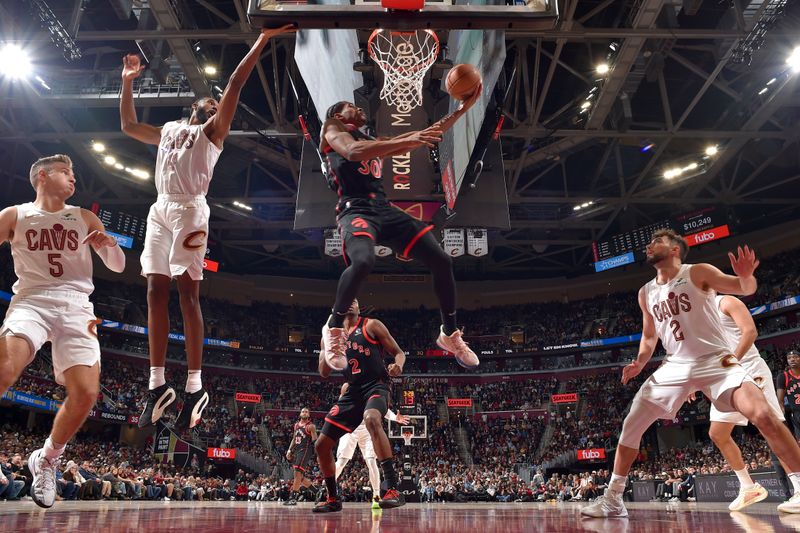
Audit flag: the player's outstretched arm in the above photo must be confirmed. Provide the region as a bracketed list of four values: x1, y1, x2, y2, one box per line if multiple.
[323, 119, 441, 162]
[119, 54, 162, 145]
[80, 210, 126, 273]
[0, 206, 18, 246]
[623, 287, 658, 385]
[719, 295, 757, 360]
[690, 246, 759, 296]
[366, 319, 405, 376]
[431, 82, 483, 134]
[204, 25, 295, 147]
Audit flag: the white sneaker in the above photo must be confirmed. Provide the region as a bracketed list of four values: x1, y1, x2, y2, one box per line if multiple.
[436, 327, 479, 369]
[580, 490, 628, 518]
[322, 320, 347, 371]
[28, 448, 58, 509]
[728, 483, 768, 511]
[779, 491, 800, 513]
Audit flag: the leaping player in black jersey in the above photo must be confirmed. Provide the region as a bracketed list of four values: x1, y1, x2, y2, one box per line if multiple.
[313, 299, 405, 513]
[319, 87, 482, 373]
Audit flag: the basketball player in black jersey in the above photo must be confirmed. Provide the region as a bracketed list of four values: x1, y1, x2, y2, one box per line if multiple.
[319, 87, 482, 373]
[284, 407, 316, 505]
[777, 350, 800, 437]
[313, 299, 406, 513]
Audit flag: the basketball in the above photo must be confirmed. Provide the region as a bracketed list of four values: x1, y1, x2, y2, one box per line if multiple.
[445, 63, 481, 100]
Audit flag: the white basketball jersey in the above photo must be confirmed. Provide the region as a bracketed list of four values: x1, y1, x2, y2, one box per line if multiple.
[154, 120, 222, 195]
[10, 203, 94, 295]
[643, 264, 732, 360]
[715, 295, 759, 364]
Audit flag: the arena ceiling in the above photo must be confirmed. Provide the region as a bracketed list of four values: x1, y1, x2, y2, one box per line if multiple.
[1, 0, 799, 280]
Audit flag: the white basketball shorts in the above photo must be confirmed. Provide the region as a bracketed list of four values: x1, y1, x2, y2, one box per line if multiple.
[337, 424, 375, 460]
[709, 356, 784, 425]
[141, 194, 209, 281]
[1, 290, 101, 385]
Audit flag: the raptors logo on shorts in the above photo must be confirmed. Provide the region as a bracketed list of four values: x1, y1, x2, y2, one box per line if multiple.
[351, 218, 369, 229]
[328, 405, 340, 417]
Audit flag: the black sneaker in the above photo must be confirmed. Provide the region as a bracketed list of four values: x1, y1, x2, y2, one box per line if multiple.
[174, 389, 210, 431]
[379, 489, 405, 509]
[312, 497, 342, 513]
[138, 384, 177, 428]
[282, 498, 297, 506]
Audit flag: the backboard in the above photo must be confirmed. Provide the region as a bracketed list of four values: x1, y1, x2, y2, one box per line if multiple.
[387, 414, 428, 440]
[248, 0, 558, 31]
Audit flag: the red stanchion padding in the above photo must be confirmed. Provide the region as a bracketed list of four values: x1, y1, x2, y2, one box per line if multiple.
[381, 0, 425, 10]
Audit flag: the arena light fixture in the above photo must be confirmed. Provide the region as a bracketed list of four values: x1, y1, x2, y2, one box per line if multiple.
[233, 200, 253, 211]
[0, 44, 32, 80]
[758, 87, 769, 95]
[705, 145, 718, 156]
[103, 155, 116, 165]
[595, 63, 609, 75]
[131, 169, 150, 179]
[580, 101, 592, 110]
[203, 65, 217, 76]
[92, 142, 106, 153]
[114, 163, 124, 170]
[787, 46, 800, 72]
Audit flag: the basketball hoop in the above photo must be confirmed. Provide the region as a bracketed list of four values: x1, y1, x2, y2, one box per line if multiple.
[367, 29, 440, 113]
[401, 430, 414, 447]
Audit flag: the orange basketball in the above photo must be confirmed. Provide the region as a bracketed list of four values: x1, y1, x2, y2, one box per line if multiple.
[445, 64, 481, 100]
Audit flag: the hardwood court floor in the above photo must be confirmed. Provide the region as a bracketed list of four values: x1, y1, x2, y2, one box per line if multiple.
[0, 500, 796, 532]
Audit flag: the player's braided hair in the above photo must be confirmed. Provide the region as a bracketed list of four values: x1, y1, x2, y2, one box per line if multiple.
[326, 101, 350, 120]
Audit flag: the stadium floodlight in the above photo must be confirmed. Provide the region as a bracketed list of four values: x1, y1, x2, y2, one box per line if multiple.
[92, 142, 106, 153]
[595, 63, 610, 75]
[705, 145, 718, 156]
[103, 155, 116, 165]
[0, 44, 32, 80]
[788, 46, 800, 72]
[203, 65, 217, 75]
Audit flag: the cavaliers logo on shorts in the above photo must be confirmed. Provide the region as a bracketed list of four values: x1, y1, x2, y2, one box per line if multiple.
[182, 230, 207, 250]
[721, 354, 738, 368]
[328, 405, 340, 417]
[87, 318, 103, 338]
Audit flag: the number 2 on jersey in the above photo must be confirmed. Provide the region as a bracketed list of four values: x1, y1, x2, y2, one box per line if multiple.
[348, 358, 361, 374]
[669, 319, 684, 342]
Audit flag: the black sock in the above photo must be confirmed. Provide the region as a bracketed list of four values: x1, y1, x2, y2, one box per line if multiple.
[324, 476, 338, 499]
[442, 311, 458, 336]
[328, 311, 347, 329]
[379, 458, 398, 490]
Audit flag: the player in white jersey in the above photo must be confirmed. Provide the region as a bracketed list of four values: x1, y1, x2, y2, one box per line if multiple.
[583, 229, 800, 518]
[0, 154, 125, 509]
[333, 382, 410, 507]
[119, 25, 294, 431]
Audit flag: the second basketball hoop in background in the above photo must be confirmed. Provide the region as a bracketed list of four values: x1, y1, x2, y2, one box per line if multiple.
[446, 63, 482, 100]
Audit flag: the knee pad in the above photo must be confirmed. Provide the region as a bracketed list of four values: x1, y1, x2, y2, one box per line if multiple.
[618, 397, 664, 450]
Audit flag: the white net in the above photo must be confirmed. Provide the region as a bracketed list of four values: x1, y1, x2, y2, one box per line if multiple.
[368, 29, 440, 113]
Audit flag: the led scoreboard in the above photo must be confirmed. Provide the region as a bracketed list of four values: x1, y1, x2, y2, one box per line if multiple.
[592, 207, 731, 272]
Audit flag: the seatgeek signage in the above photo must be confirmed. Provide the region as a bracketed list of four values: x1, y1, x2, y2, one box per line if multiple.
[576, 448, 606, 461]
[235, 392, 261, 403]
[207, 447, 236, 459]
[594, 251, 635, 273]
[551, 393, 578, 404]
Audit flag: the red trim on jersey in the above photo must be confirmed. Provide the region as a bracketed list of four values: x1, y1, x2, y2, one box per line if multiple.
[368, 394, 382, 401]
[786, 371, 791, 390]
[346, 317, 362, 337]
[789, 370, 800, 380]
[351, 231, 375, 240]
[292, 465, 307, 472]
[324, 417, 353, 433]
[323, 145, 334, 154]
[401, 225, 434, 258]
[362, 318, 379, 345]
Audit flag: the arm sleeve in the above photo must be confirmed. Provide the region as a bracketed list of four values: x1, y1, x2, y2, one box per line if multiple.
[96, 242, 126, 273]
[384, 409, 398, 422]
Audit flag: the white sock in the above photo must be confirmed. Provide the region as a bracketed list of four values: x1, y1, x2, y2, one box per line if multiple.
[789, 472, 800, 494]
[149, 367, 166, 390]
[734, 468, 754, 488]
[186, 370, 202, 393]
[43, 437, 66, 460]
[608, 473, 626, 496]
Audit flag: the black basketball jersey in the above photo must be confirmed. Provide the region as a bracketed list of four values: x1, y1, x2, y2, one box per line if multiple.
[779, 370, 800, 411]
[293, 421, 313, 450]
[323, 125, 386, 213]
[343, 317, 388, 388]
